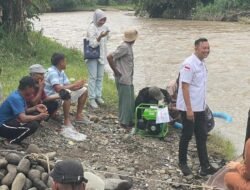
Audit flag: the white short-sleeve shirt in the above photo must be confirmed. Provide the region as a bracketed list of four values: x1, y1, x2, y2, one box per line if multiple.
[176, 53, 207, 112]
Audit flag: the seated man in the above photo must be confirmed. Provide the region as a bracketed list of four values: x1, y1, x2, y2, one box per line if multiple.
[135, 86, 171, 108]
[28, 64, 59, 117]
[50, 160, 88, 190]
[0, 76, 48, 144]
[135, 86, 171, 121]
[45, 53, 88, 127]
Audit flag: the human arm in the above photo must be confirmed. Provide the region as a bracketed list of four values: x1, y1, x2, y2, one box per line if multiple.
[53, 80, 85, 93]
[87, 25, 109, 48]
[107, 54, 121, 77]
[30, 79, 45, 106]
[107, 44, 129, 77]
[182, 82, 194, 121]
[18, 112, 48, 123]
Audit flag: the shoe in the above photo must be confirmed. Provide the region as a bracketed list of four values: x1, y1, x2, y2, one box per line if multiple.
[75, 117, 93, 125]
[89, 99, 99, 109]
[178, 163, 192, 176]
[96, 98, 105, 105]
[199, 164, 218, 176]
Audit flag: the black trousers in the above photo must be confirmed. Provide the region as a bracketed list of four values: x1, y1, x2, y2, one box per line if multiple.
[179, 111, 209, 168]
[0, 119, 40, 144]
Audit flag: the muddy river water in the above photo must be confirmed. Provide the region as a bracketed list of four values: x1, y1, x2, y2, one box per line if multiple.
[34, 11, 250, 155]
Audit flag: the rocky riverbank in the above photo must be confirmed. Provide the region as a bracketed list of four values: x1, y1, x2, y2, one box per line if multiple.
[0, 106, 227, 189]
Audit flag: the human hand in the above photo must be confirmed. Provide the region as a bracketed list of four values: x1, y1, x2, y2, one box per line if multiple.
[36, 104, 47, 113]
[74, 80, 85, 89]
[186, 110, 194, 121]
[114, 70, 122, 77]
[99, 31, 109, 38]
[38, 79, 45, 89]
[37, 112, 49, 120]
[226, 161, 240, 170]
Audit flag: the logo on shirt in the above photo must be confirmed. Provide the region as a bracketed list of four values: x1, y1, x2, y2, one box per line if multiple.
[184, 65, 191, 71]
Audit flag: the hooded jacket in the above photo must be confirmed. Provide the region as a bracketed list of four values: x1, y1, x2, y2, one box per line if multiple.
[86, 9, 109, 64]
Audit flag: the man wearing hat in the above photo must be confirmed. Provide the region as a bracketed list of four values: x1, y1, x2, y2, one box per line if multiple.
[29, 64, 59, 117]
[50, 160, 88, 190]
[107, 29, 138, 130]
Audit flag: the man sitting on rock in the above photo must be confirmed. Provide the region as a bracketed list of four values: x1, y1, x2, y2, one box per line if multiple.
[28, 64, 60, 117]
[50, 160, 88, 190]
[44, 53, 89, 128]
[0, 76, 48, 144]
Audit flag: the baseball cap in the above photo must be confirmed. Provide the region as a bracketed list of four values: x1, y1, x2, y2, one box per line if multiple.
[50, 160, 88, 184]
[29, 64, 46, 74]
[148, 87, 164, 101]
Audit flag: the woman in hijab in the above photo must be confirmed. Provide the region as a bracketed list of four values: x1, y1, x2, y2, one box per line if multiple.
[86, 9, 109, 109]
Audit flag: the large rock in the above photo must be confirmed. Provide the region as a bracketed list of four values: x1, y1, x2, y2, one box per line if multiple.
[17, 158, 31, 175]
[47, 177, 53, 188]
[0, 159, 8, 169]
[27, 188, 37, 190]
[85, 172, 105, 190]
[1, 165, 17, 186]
[23, 178, 33, 190]
[41, 172, 49, 184]
[0, 169, 7, 181]
[104, 179, 132, 190]
[5, 153, 21, 165]
[32, 178, 47, 190]
[26, 144, 41, 154]
[12, 173, 26, 190]
[0, 185, 9, 190]
[36, 166, 45, 173]
[28, 169, 41, 181]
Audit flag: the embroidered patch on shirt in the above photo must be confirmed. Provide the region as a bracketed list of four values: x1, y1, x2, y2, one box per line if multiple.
[184, 65, 191, 71]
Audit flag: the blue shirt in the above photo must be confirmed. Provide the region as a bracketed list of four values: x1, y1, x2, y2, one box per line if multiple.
[44, 66, 70, 96]
[0, 90, 26, 125]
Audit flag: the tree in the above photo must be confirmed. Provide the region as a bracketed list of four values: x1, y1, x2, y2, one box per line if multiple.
[133, 0, 199, 18]
[0, 0, 48, 32]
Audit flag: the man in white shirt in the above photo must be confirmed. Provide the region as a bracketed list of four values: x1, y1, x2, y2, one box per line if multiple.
[177, 38, 217, 176]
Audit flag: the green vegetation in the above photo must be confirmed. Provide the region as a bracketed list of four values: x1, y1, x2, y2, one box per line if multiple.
[193, 0, 250, 21]
[0, 31, 118, 107]
[208, 133, 235, 160]
[132, 0, 250, 21]
[47, 0, 133, 12]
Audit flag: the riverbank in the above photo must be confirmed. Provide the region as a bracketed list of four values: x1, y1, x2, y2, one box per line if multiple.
[47, 4, 134, 13]
[0, 32, 235, 189]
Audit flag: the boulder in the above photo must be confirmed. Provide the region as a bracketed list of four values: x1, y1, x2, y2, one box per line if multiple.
[5, 153, 21, 165]
[17, 158, 31, 175]
[12, 173, 26, 190]
[0, 159, 8, 169]
[85, 172, 105, 190]
[32, 178, 47, 190]
[104, 179, 132, 190]
[0, 169, 7, 180]
[26, 144, 41, 154]
[47, 177, 53, 188]
[28, 169, 41, 181]
[41, 172, 49, 184]
[23, 178, 33, 190]
[36, 166, 45, 173]
[27, 188, 37, 190]
[1, 164, 17, 186]
[0, 185, 9, 190]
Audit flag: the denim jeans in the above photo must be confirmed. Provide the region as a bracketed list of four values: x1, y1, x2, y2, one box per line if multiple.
[86, 59, 105, 100]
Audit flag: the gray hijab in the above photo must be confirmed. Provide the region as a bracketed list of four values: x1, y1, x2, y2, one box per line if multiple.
[93, 9, 106, 26]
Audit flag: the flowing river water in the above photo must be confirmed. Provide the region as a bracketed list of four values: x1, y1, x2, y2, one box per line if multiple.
[34, 11, 250, 155]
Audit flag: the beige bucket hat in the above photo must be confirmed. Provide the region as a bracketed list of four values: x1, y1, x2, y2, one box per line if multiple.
[123, 29, 138, 42]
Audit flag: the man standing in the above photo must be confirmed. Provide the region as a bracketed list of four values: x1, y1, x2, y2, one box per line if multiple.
[29, 64, 59, 117]
[0, 76, 48, 144]
[177, 38, 217, 176]
[45, 53, 89, 128]
[107, 29, 138, 130]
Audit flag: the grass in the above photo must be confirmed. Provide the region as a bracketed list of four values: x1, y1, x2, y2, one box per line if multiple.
[208, 133, 236, 160]
[0, 31, 118, 107]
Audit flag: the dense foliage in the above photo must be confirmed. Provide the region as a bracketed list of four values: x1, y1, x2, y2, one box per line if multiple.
[132, 0, 250, 18]
[0, 0, 47, 32]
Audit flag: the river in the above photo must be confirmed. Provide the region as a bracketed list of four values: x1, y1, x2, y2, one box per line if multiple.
[34, 11, 250, 155]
